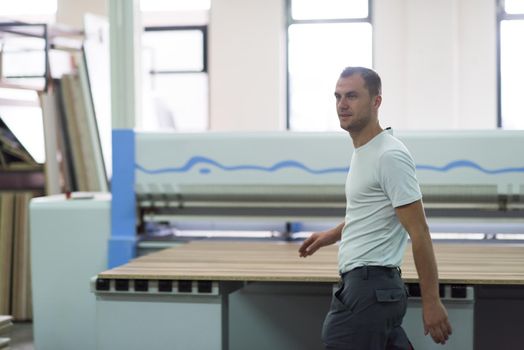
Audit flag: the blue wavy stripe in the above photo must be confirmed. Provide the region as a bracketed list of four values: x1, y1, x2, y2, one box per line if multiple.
[136, 156, 524, 175]
[416, 160, 524, 174]
[136, 156, 349, 175]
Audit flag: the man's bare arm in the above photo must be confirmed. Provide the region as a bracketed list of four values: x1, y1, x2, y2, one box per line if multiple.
[298, 222, 344, 257]
[395, 200, 452, 344]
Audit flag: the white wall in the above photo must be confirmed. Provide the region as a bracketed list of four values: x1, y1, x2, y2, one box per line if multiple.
[208, 0, 497, 131]
[209, 0, 286, 131]
[373, 0, 497, 130]
[57, 0, 107, 27]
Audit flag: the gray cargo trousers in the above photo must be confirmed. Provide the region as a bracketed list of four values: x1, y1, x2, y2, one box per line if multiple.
[322, 265, 414, 350]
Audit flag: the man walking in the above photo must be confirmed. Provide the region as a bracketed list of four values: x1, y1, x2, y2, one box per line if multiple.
[299, 67, 452, 349]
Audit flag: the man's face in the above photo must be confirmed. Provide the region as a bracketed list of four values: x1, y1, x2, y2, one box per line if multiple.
[334, 74, 379, 133]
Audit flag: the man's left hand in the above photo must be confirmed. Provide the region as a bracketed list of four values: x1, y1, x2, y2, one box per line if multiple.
[422, 299, 453, 344]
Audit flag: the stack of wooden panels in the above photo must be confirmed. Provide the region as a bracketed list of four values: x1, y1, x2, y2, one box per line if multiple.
[99, 241, 524, 285]
[0, 315, 12, 349]
[0, 192, 36, 320]
[0, 112, 41, 321]
[39, 49, 108, 195]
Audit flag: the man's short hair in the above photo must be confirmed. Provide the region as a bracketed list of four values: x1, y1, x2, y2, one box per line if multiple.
[339, 67, 382, 97]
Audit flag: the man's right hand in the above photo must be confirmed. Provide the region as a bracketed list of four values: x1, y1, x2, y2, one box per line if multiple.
[299, 232, 326, 257]
[298, 222, 344, 257]
[298, 230, 339, 257]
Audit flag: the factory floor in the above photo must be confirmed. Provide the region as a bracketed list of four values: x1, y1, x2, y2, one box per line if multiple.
[9, 322, 34, 350]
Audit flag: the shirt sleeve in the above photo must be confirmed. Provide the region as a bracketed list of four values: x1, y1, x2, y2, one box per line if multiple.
[378, 149, 422, 208]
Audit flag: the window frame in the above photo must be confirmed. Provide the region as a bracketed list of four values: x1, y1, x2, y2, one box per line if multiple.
[0, 22, 49, 91]
[143, 25, 208, 75]
[496, 0, 524, 128]
[285, 0, 373, 130]
[142, 25, 209, 131]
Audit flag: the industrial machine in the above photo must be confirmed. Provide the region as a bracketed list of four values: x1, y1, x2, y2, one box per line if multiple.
[126, 130, 524, 249]
[31, 130, 524, 350]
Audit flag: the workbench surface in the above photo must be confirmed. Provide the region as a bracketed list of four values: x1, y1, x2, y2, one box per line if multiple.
[98, 241, 524, 285]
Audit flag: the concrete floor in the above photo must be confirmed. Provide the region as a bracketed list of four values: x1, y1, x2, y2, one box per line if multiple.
[8, 323, 34, 350]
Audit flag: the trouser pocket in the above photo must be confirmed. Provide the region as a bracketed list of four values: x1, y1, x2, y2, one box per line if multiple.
[375, 287, 407, 326]
[376, 288, 405, 302]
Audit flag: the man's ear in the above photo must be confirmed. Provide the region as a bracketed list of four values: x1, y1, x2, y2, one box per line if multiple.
[374, 95, 382, 109]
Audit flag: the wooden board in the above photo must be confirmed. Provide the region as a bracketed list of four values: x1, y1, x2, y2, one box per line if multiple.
[0, 192, 37, 319]
[98, 241, 524, 285]
[0, 338, 10, 349]
[0, 193, 14, 314]
[11, 192, 33, 320]
[0, 315, 12, 331]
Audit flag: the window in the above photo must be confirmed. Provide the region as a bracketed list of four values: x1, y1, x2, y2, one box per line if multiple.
[0, 0, 56, 17]
[0, 24, 48, 90]
[498, 0, 524, 129]
[287, 0, 372, 131]
[142, 26, 208, 131]
[140, 0, 209, 132]
[0, 0, 58, 164]
[0, 89, 45, 163]
[0, 0, 56, 24]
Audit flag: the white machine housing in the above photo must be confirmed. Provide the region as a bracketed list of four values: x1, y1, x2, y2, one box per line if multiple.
[135, 130, 524, 231]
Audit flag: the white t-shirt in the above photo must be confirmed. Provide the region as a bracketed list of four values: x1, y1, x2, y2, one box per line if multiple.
[338, 129, 422, 274]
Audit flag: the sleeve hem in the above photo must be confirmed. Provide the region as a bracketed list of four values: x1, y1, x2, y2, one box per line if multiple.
[392, 195, 422, 208]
